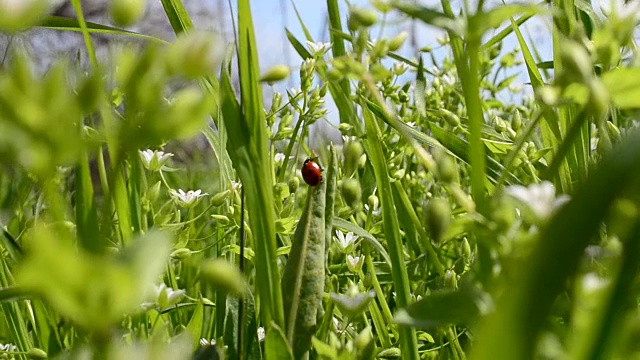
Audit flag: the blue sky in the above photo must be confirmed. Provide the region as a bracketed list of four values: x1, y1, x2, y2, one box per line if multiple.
[241, 0, 555, 92]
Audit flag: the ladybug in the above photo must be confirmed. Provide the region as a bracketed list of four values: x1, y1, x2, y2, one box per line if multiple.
[301, 158, 323, 186]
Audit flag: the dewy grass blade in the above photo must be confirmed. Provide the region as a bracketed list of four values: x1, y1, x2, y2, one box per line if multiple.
[281, 155, 327, 358]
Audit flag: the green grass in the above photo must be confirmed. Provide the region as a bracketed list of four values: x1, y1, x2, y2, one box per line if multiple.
[1, 0, 640, 359]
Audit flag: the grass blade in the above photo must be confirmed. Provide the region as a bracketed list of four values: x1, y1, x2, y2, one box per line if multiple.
[362, 104, 419, 360]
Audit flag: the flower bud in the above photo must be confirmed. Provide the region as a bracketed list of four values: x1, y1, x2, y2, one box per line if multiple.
[26, 348, 48, 359]
[211, 214, 230, 226]
[354, 326, 374, 353]
[288, 176, 300, 194]
[392, 169, 405, 180]
[344, 140, 364, 176]
[512, 110, 522, 131]
[388, 31, 408, 52]
[0, 0, 49, 32]
[341, 178, 362, 208]
[349, 6, 378, 28]
[606, 121, 621, 143]
[435, 152, 456, 184]
[441, 108, 460, 127]
[260, 64, 290, 84]
[171, 248, 192, 261]
[147, 181, 162, 202]
[210, 190, 230, 207]
[426, 198, 451, 242]
[461, 238, 472, 260]
[110, 0, 145, 27]
[168, 32, 220, 79]
[200, 259, 248, 297]
[358, 153, 367, 169]
[367, 195, 379, 210]
[378, 348, 402, 357]
[338, 123, 353, 133]
[494, 117, 507, 133]
[269, 92, 283, 116]
[560, 41, 593, 83]
[346, 254, 365, 273]
[445, 269, 458, 289]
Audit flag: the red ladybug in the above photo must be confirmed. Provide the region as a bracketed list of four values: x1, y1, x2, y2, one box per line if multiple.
[301, 158, 323, 186]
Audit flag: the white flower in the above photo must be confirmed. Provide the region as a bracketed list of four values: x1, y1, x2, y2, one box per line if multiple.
[170, 189, 208, 208]
[436, 33, 449, 45]
[274, 153, 286, 166]
[591, 137, 599, 152]
[257, 327, 266, 342]
[140, 149, 173, 171]
[509, 82, 524, 93]
[155, 283, 186, 308]
[393, 62, 408, 75]
[346, 254, 365, 273]
[200, 338, 216, 346]
[230, 181, 242, 191]
[596, 0, 639, 17]
[288, 87, 302, 100]
[332, 317, 340, 332]
[306, 40, 332, 57]
[0, 343, 17, 352]
[442, 74, 456, 87]
[341, 135, 356, 144]
[582, 273, 608, 291]
[335, 231, 358, 253]
[506, 181, 570, 220]
[364, 204, 382, 217]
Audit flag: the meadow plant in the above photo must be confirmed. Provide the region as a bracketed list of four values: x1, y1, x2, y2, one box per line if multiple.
[1, 0, 640, 359]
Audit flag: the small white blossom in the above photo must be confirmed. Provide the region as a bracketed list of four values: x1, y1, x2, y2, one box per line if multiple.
[257, 327, 266, 342]
[436, 33, 449, 45]
[509, 82, 524, 93]
[346, 254, 365, 273]
[306, 40, 332, 57]
[582, 272, 609, 293]
[230, 181, 242, 191]
[442, 74, 456, 87]
[591, 137, 599, 152]
[200, 338, 216, 346]
[341, 135, 357, 144]
[170, 189, 208, 208]
[393, 62, 408, 75]
[154, 283, 186, 308]
[274, 153, 286, 166]
[0, 343, 17, 352]
[140, 149, 173, 171]
[335, 231, 358, 253]
[506, 181, 570, 220]
[288, 87, 302, 99]
[364, 204, 382, 217]
[332, 317, 340, 332]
